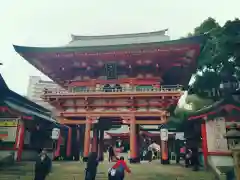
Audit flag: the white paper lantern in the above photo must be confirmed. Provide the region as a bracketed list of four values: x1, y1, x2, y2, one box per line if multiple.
[51, 128, 60, 140]
[160, 129, 168, 141]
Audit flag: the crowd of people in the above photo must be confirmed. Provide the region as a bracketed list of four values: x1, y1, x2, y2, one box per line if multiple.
[34, 139, 200, 180]
[34, 148, 131, 180]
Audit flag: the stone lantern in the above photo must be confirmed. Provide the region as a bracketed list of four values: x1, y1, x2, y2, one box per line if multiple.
[225, 123, 240, 180]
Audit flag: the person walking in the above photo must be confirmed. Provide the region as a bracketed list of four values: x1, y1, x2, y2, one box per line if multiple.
[108, 145, 115, 162]
[108, 156, 131, 180]
[34, 150, 52, 180]
[85, 152, 99, 180]
[175, 138, 181, 164]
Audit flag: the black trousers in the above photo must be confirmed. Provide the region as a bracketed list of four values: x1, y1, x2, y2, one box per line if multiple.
[176, 153, 180, 164]
[34, 173, 47, 180]
[185, 157, 191, 167]
[85, 171, 96, 180]
[108, 154, 112, 162]
[191, 151, 199, 171]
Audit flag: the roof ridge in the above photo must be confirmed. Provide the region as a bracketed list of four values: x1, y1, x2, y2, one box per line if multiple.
[70, 29, 168, 41]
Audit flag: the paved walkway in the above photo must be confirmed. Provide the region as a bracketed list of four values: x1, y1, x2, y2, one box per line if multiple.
[0, 160, 215, 180]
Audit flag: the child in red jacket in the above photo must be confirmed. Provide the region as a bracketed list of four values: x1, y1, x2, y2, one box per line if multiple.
[108, 156, 131, 180]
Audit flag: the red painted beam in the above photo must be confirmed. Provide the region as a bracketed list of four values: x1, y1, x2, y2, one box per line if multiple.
[207, 151, 231, 156]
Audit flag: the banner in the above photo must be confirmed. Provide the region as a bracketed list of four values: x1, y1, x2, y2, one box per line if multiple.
[0, 127, 17, 141]
[0, 119, 19, 140]
[0, 119, 18, 127]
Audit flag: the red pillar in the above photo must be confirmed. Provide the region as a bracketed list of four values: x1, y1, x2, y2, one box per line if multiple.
[76, 127, 80, 153]
[160, 137, 169, 164]
[76, 128, 80, 144]
[201, 122, 208, 167]
[83, 119, 91, 161]
[160, 116, 169, 164]
[91, 129, 98, 153]
[98, 129, 104, 161]
[136, 125, 140, 158]
[16, 121, 25, 161]
[66, 127, 72, 158]
[130, 116, 138, 163]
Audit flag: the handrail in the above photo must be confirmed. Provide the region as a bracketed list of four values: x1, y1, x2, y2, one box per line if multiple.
[43, 85, 183, 95]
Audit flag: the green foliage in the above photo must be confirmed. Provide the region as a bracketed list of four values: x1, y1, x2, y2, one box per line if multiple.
[173, 18, 240, 121]
[189, 17, 240, 96]
[174, 94, 214, 118]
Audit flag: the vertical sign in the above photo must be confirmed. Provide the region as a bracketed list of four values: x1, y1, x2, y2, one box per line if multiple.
[206, 117, 228, 152]
[105, 63, 117, 80]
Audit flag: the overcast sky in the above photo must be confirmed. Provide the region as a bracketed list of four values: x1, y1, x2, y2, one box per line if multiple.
[0, 0, 239, 95]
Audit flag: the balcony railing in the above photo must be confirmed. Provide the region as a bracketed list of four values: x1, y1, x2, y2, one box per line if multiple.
[43, 85, 183, 95]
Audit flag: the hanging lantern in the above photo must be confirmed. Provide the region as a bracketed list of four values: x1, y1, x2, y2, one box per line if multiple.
[145, 59, 152, 64]
[81, 62, 87, 67]
[98, 61, 103, 66]
[136, 60, 142, 65]
[36, 124, 40, 130]
[73, 61, 80, 67]
[119, 61, 126, 66]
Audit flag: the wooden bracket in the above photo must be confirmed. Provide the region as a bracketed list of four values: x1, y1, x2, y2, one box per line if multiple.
[121, 116, 134, 124]
[86, 116, 99, 124]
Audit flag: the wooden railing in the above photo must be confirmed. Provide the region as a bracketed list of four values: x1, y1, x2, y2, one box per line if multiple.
[43, 85, 183, 95]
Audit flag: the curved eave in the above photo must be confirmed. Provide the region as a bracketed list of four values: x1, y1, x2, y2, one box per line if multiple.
[13, 35, 207, 55]
[71, 29, 168, 41]
[187, 98, 240, 120]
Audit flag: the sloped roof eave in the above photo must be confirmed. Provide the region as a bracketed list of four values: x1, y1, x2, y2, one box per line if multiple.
[4, 100, 56, 123]
[13, 35, 207, 54]
[188, 98, 240, 120]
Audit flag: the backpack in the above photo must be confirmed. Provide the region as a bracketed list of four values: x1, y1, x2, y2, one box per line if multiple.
[109, 163, 124, 177]
[116, 163, 125, 175]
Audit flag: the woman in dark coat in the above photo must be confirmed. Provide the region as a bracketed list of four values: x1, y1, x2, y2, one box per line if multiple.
[108, 145, 115, 162]
[85, 152, 99, 180]
[34, 150, 52, 180]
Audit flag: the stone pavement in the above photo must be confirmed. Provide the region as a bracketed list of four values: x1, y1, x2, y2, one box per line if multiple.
[0, 160, 215, 180]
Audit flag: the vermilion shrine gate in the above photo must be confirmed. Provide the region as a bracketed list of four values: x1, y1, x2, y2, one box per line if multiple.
[14, 30, 205, 163]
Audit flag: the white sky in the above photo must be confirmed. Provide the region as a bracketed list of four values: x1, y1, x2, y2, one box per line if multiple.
[0, 0, 239, 95]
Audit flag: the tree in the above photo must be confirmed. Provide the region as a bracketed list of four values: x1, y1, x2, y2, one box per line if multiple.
[174, 18, 240, 121]
[189, 18, 240, 97]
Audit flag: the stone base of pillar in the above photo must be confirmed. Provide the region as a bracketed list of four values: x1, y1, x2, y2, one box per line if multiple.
[83, 156, 88, 162]
[65, 156, 73, 161]
[161, 158, 170, 164]
[129, 157, 140, 163]
[98, 156, 104, 161]
[74, 155, 80, 161]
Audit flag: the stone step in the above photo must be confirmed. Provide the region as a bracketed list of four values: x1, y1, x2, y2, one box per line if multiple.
[0, 175, 108, 180]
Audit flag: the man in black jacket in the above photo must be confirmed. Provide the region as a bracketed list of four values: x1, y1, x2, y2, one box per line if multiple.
[34, 150, 52, 180]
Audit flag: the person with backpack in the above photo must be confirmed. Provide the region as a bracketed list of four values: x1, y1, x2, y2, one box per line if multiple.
[108, 156, 131, 180]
